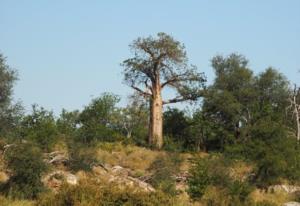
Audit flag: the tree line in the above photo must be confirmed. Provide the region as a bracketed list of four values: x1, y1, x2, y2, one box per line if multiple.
[0, 33, 300, 196]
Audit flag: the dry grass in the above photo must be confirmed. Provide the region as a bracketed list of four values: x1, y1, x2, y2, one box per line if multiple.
[176, 192, 204, 206]
[179, 152, 209, 172]
[0, 196, 35, 206]
[229, 160, 253, 181]
[250, 189, 294, 206]
[95, 142, 162, 171]
[0, 152, 9, 183]
[51, 138, 69, 153]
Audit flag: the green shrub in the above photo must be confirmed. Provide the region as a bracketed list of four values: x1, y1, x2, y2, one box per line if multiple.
[255, 201, 277, 206]
[188, 155, 253, 203]
[148, 153, 182, 196]
[68, 144, 98, 172]
[225, 118, 300, 187]
[162, 136, 183, 152]
[20, 105, 58, 152]
[0, 195, 34, 206]
[295, 192, 300, 203]
[37, 179, 175, 206]
[1, 143, 47, 199]
[187, 157, 211, 199]
[201, 185, 256, 206]
[77, 93, 125, 144]
[227, 180, 253, 204]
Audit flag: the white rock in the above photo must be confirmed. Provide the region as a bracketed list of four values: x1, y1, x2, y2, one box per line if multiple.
[268, 185, 300, 194]
[66, 174, 78, 185]
[283, 202, 300, 206]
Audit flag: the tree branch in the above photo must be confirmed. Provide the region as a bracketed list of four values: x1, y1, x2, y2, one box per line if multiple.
[160, 70, 195, 88]
[161, 76, 188, 88]
[144, 80, 153, 93]
[161, 78, 177, 88]
[130, 85, 151, 97]
[162, 97, 187, 105]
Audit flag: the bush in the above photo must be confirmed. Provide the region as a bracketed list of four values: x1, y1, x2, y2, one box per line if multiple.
[227, 180, 253, 204]
[225, 118, 300, 187]
[77, 93, 125, 143]
[148, 153, 182, 196]
[188, 155, 253, 203]
[295, 192, 300, 203]
[0, 195, 34, 206]
[20, 105, 58, 152]
[187, 157, 211, 199]
[68, 144, 98, 172]
[37, 179, 175, 206]
[162, 136, 183, 152]
[201, 185, 255, 206]
[255, 201, 277, 206]
[1, 143, 47, 199]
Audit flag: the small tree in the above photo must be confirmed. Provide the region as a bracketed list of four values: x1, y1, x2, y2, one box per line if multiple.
[114, 93, 149, 141]
[122, 33, 205, 149]
[287, 84, 300, 141]
[0, 53, 23, 137]
[3, 143, 47, 199]
[20, 105, 57, 151]
[78, 93, 121, 143]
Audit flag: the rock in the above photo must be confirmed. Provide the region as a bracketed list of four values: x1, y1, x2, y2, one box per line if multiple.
[92, 164, 155, 192]
[92, 165, 108, 176]
[268, 185, 300, 194]
[0, 171, 9, 183]
[127, 176, 155, 192]
[66, 173, 78, 185]
[283, 202, 300, 206]
[45, 151, 69, 165]
[3, 144, 16, 154]
[49, 154, 69, 164]
[111, 165, 130, 176]
[175, 171, 189, 182]
[107, 175, 155, 192]
[42, 170, 78, 191]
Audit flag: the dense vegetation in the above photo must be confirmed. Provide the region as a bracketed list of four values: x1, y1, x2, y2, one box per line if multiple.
[0, 33, 299, 205]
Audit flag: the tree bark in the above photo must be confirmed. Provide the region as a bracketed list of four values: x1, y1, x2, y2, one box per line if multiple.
[295, 105, 300, 141]
[149, 90, 163, 149]
[288, 88, 300, 142]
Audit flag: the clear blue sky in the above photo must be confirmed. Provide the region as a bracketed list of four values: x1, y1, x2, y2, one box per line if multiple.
[1, 1, 300, 115]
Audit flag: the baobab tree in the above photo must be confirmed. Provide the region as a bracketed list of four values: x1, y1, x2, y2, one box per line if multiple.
[122, 33, 205, 149]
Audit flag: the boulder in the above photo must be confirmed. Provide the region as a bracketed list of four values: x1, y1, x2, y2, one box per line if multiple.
[0, 171, 9, 183]
[268, 185, 300, 194]
[92, 165, 155, 192]
[42, 170, 78, 191]
[92, 165, 108, 176]
[111, 165, 130, 176]
[283, 202, 300, 206]
[45, 151, 69, 165]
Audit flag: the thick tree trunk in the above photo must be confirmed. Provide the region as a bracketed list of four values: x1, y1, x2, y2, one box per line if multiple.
[149, 91, 163, 149]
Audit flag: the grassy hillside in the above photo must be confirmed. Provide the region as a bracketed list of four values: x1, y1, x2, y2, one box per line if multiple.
[0, 141, 299, 206]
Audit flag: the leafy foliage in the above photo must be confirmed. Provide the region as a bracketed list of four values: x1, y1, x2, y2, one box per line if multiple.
[122, 32, 206, 101]
[148, 153, 182, 195]
[122, 32, 206, 148]
[1, 143, 47, 199]
[114, 93, 149, 145]
[20, 105, 57, 151]
[0, 53, 23, 137]
[188, 155, 254, 204]
[77, 93, 123, 143]
[37, 179, 175, 206]
[68, 144, 98, 172]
